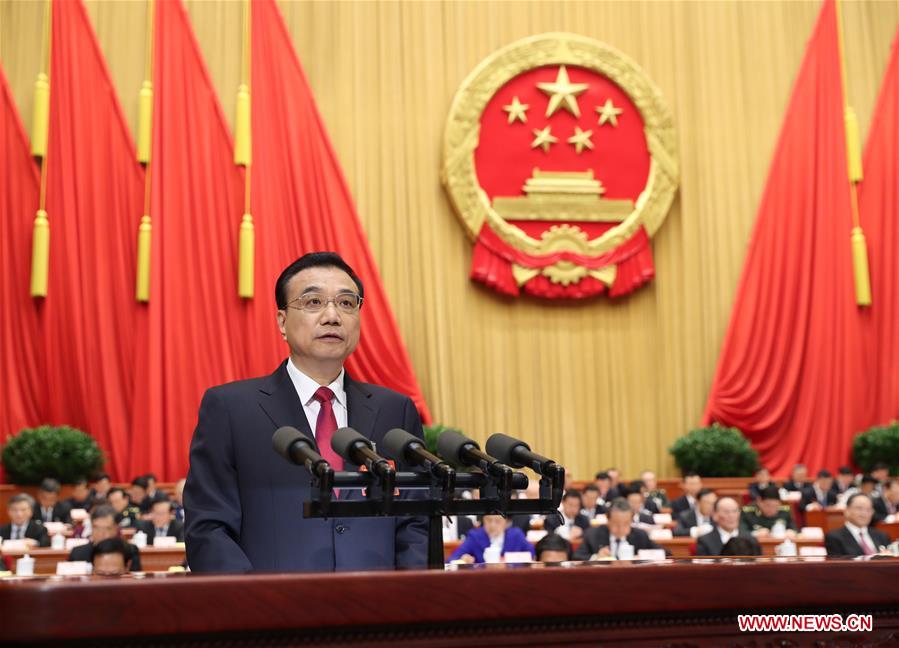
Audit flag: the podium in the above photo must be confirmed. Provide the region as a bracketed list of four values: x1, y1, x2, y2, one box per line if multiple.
[2, 557, 898, 646]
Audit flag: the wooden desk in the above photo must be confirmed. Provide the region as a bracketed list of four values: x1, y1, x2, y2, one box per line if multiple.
[1, 558, 897, 646]
[1, 546, 185, 574]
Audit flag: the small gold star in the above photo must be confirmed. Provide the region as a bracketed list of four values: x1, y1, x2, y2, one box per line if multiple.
[596, 99, 623, 127]
[537, 66, 589, 118]
[567, 126, 594, 154]
[503, 96, 529, 124]
[531, 126, 558, 153]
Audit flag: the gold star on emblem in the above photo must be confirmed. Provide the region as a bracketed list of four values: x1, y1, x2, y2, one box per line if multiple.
[537, 66, 589, 118]
[567, 127, 594, 154]
[531, 126, 558, 153]
[503, 96, 529, 124]
[596, 99, 623, 127]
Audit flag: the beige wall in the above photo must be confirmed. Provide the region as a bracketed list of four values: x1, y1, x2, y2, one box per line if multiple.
[2, 0, 897, 479]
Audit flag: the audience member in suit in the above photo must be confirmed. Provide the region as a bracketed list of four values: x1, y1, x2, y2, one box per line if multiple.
[137, 500, 185, 544]
[447, 514, 534, 563]
[535, 533, 572, 563]
[593, 472, 618, 508]
[641, 470, 669, 511]
[605, 467, 622, 498]
[90, 473, 112, 504]
[64, 478, 93, 512]
[721, 536, 763, 557]
[674, 488, 717, 537]
[669, 473, 703, 517]
[800, 470, 837, 511]
[1, 494, 50, 547]
[171, 478, 186, 522]
[782, 464, 812, 492]
[67, 505, 142, 571]
[580, 485, 604, 519]
[857, 475, 888, 524]
[107, 488, 141, 528]
[696, 497, 761, 556]
[748, 467, 775, 502]
[32, 478, 71, 525]
[882, 480, 899, 519]
[825, 493, 891, 557]
[91, 537, 133, 576]
[871, 463, 890, 495]
[832, 466, 856, 497]
[573, 499, 665, 560]
[544, 490, 591, 541]
[131, 476, 168, 515]
[620, 483, 656, 526]
[740, 486, 797, 538]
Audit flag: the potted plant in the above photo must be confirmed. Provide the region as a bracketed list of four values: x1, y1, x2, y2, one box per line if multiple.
[668, 424, 758, 477]
[852, 422, 899, 475]
[1, 425, 105, 485]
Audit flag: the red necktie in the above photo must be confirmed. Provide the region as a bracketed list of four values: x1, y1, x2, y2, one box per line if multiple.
[857, 531, 876, 556]
[313, 386, 343, 471]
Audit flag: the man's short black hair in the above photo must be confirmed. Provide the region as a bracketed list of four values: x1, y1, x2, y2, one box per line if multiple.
[535, 533, 572, 560]
[697, 488, 716, 501]
[144, 473, 158, 483]
[816, 469, 833, 479]
[629, 479, 646, 493]
[91, 537, 130, 564]
[40, 478, 61, 493]
[94, 473, 110, 482]
[275, 252, 364, 309]
[150, 499, 173, 513]
[582, 484, 599, 494]
[594, 471, 610, 481]
[131, 477, 149, 490]
[721, 536, 761, 556]
[861, 474, 878, 485]
[760, 486, 780, 501]
[73, 477, 88, 487]
[108, 487, 128, 500]
[838, 466, 854, 475]
[683, 472, 701, 480]
[91, 505, 117, 522]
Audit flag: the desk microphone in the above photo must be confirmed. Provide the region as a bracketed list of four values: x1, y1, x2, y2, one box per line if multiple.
[272, 426, 333, 480]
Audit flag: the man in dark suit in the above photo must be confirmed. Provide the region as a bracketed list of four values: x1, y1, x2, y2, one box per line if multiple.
[832, 466, 856, 497]
[107, 488, 140, 528]
[32, 478, 71, 525]
[64, 478, 93, 511]
[137, 500, 184, 544]
[640, 471, 669, 512]
[674, 488, 717, 537]
[184, 252, 428, 573]
[67, 505, 142, 571]
[544, 489, 591, 540]
[696, 497, 761, 556]
[1, 494, 50, 547]
[799, 470, 837, 511]
[620, 482, 657, 526]
[782, 463, 811, 492]
[740, 486, 798, 538]
[748, 466, 775, 502]
[825, 493, 891, 557]
[573, 499, 665, 560]
[882, 479, 899, 519]
[670, 472, 703, 517]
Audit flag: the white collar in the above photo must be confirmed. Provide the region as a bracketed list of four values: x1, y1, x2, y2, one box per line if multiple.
[845, 521, 869, 536]
[286, 359, 346, 409]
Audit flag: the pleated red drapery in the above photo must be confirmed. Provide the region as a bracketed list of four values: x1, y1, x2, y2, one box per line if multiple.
[38, 0, 145, 480]
[244, 0, 431, 422]
[0, 66, 43, 479]
[129, 0, 247, 480]
[702, 0, 868, 477]
[859, 29, 899, 425]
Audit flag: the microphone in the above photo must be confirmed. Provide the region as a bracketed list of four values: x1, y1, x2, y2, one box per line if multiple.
[485, 433, 562, 476]
[272, 426, 333, 480]
[382, 428, 455, 487]
[436, 430, 512, 485]
[331, 427, 396, 486]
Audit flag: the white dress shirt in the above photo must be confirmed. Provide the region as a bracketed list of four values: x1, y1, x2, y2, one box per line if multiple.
[717, 527, 739, 545]
[845, 521, 879, 552]
[285, 360, 348, 438]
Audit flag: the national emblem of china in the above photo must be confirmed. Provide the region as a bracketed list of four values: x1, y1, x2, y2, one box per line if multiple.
[441, 33, 678, 299]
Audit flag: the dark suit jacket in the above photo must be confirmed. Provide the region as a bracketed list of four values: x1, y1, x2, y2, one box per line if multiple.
[184, 362, 428, 573]
[136, 519, 185, 544]
[673, 509, 714, 537]
[799, 486, 837, 510]
[138, 491, 171, 515]
[825, 525, 891, 557]
[572, 526, 663, 560]
[696, 529, 761, 556]
[782, 480, 811, 492]
[544, 512, 591, 535]
[872, 496, 889, 524]
[68, 541, 143, 571]
[748, 481, 775, 501]
[0, 521, 50, 547]
[32, 502, 71, 525]
[669, 495, 696, 517]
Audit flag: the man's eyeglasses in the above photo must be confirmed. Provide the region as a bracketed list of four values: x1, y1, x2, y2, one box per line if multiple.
[287, 292, 363, 314]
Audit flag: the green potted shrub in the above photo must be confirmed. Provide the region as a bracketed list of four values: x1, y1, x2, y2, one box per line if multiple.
[1, 425, 104, 485]
[852, 422, 899, 475]
[668, 424, 758, 477]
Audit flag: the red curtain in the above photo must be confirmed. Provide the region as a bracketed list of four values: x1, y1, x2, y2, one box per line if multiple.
[245, 0, 431, 422]
[0, 65, 43, 474]
[129, 0, 247, 481]
[702, 0, 868, 477]
[859, 29, 899, 425]
[38, 0, 145, 480]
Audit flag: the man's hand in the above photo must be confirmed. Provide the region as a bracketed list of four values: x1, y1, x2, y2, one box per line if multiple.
[753, 528, 770, 538]
[460, 554, 475, 564]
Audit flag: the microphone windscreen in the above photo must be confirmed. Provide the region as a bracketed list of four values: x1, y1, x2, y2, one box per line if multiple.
[436, 429, 478, 464]
[331, 426, 370, 459]
[485, 433, 530, 467]
[381, 428, 417, 461]
[272, 426, 304, 459]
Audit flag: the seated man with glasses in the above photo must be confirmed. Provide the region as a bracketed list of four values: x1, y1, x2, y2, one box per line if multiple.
[184, 252, 427, 573]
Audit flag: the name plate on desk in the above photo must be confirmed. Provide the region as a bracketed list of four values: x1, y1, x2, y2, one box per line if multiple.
[637, 549, 667, 561]
[800, 526, 824, 540]
[65, 538, 90, 550]
[1, 540, 29, 552]
[43, 522, 67, 536]
[153, 536, 177, 548]
[55, 561, 91, 576]
[649, 529, 673, 540]
[504, 551, 533, 563]
[653, 513, 672, 525]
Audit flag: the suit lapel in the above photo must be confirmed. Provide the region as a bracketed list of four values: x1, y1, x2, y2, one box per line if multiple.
[341, 375, 378, 501]
[258, 361, 317, 450]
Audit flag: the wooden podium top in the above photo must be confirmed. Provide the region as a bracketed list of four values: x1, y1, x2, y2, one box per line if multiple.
[2, 557, 898, 646]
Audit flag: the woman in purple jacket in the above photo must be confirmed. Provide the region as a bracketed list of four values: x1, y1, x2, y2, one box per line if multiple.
[447, 514, 535, 563]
